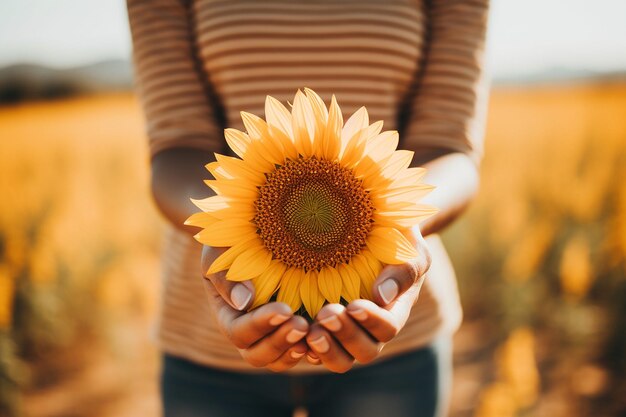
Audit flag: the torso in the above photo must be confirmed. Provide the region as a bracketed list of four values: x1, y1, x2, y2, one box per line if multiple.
[192, 0, 426, 139]
[155, 0, 463, 372]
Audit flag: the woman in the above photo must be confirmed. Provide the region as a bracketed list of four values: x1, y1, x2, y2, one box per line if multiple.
[127, 0, 490, 416]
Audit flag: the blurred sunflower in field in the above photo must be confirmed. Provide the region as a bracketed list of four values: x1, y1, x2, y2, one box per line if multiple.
[187, 88, 436, 318]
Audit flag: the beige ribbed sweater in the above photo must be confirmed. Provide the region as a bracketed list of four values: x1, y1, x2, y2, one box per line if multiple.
[127, 0, 490, 373]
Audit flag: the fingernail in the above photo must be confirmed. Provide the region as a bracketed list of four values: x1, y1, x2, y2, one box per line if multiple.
[291, 350, 306, 359]
[309, 335, 330, 353]
[378, 279, 399, 305]
[231, 284, 252, 311]
[269, 314, 290, 326]
[319, 315, 342, 332]
[348, 308, 368, 321]
[307, 353, 320, 364]
[286, 329, 307, 344]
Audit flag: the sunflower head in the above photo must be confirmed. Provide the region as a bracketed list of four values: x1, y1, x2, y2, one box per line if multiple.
[186, 88, 437, 318]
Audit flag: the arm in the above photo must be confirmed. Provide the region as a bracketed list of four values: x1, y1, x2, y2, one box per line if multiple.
[306, 0, 490, 372]
[127, 0, 224, 232]
[418, 151, 480, 238]
[151, 148, 214, 236]
[128, 0, 309, 371]
[151, 148, 213, 235]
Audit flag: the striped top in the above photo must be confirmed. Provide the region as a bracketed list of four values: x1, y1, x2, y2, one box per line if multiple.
[128, 0, 490, 372]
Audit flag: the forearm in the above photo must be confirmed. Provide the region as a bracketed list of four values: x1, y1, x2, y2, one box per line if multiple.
[413, 151, 480, 237]
[151, 148, 216, 235]
[129, 0, 226, 231]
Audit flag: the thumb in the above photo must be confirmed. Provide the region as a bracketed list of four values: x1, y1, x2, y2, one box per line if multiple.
[202, 245, 255, 311]
[371, 247, 431, 307]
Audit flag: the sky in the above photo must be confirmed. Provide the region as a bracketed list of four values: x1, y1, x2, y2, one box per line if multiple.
[1, 0, 626, 78]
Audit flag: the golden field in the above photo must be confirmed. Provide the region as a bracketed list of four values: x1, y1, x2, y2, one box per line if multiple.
[0, 84, 625, 417]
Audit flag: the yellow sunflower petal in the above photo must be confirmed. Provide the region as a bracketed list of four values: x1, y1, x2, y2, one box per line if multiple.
[240, 111, 266, 140]
[340, 106, 369, 156]
[241, 111, 286, 165]
[363, 150, 414, 190]
[304, 87, 329, 122]
[291, 89, 316, 156]
[224, 128, 274, 172]
[191, 195, 255, 220]
[265, 95, 295, 139]
[372, 184, 435, 206]
[300, 269, 325, 318]
[215, 154, 266, 184]
[366, 227, 418, 264]
[265, 96, 299, 161]
[337, 263, 360, 302]
[351, 253, 377, 300]
[223, 128, 250, 159]
[303, 88, 329, 159]
[205, 161, 231, 180]
[193, 219, 257, 247]
[211, 203, 256, 221]
[226, 244, 273, 281]
[374, 205, 439, 228]
[342, 120, 384, 168]
[271, 125, 299, 161]
[389, 167, 427, 188]
[318, 266, 342, 304]
[382, 150, 414, 178]
[354, 153, 391, 181]
[251, 261, 287, 309]
[353, 130, 398, 179]
[277, 268, 304, 312]
[207, 236, 261, 275]
[184, 212, 220, 229]
[204, 179, 259, 200]
[362, 250, 383, 277]
[358, 250, 383, 300]
[190, 195, 229, 212]
[321, 94, 342, 160]
[381, 199, 438, 211]
[368, 131, 399, 160]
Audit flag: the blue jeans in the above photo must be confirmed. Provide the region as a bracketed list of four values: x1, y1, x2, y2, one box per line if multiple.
[161, 337, 452, 417]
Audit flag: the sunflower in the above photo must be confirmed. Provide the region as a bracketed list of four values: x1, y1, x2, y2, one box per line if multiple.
[186, 88, 436, 318]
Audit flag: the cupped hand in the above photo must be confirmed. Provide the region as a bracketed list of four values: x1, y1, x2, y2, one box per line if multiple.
[305, 229, 432, 373]
[202, 245, 309, 372]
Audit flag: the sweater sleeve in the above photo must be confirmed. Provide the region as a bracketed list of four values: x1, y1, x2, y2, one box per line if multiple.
[127, 0, 225, 159]
[401, 0, 490, 164]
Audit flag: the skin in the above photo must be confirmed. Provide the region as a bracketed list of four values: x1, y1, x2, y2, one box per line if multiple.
[151, 146, 479, 372]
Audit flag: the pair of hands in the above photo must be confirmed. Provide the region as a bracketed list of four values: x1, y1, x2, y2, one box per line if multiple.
[201, 230, 431, 373]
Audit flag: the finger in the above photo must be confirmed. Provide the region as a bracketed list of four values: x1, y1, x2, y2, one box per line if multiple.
[306, 325, 354, 373]
[220, 301, 295, 349]
[316, 304, 382, 364]
[266, 341, 308, 372]
[203, 277, 243, 328]
[241, 316, 309, 367]
[306, 351, 321, 365]
[345, 299, 403, 343]
[202, 245, 255, 311]
[371, 259, 428, 307]
[371, 232, 431, 307]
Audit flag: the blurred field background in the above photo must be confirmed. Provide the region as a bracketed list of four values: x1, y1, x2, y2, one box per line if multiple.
[1, 81, 625, 417]
[2, 0, 626, 415]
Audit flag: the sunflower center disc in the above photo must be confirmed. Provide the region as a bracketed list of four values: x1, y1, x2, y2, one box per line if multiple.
[254, 157, 374, 270]
[284, 181, 347, 249]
